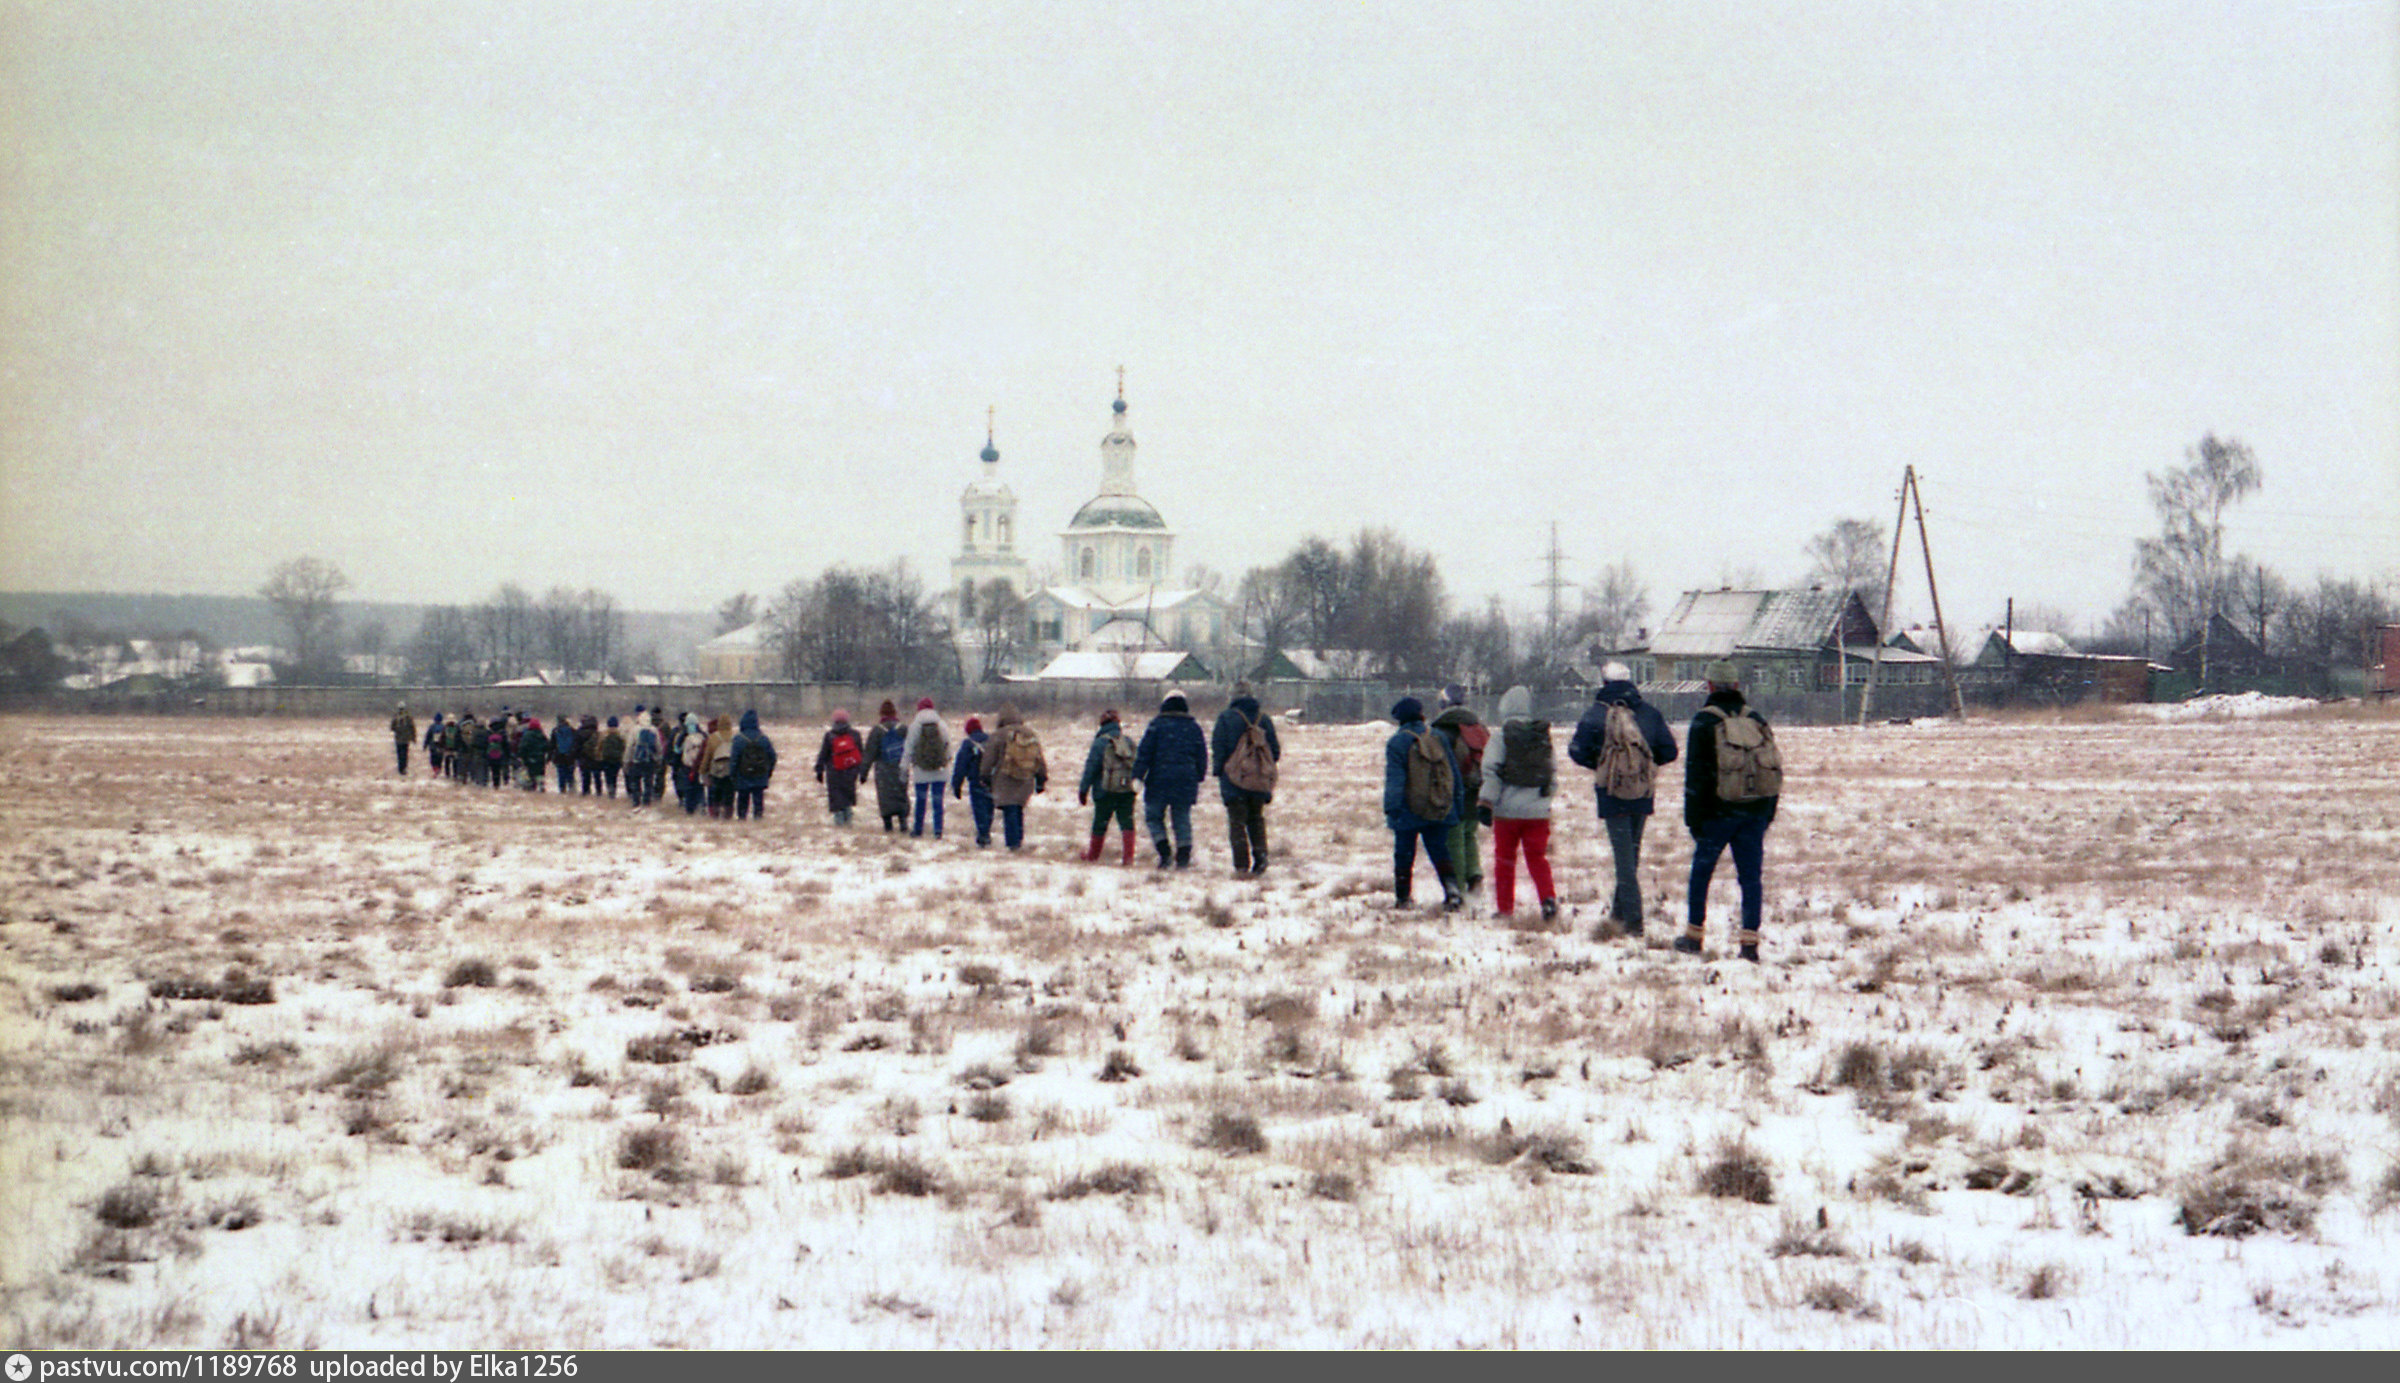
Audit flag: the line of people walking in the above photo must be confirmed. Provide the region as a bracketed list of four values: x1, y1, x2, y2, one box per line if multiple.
[393, 666, 1781, 957]
[409, 704, 777, 819]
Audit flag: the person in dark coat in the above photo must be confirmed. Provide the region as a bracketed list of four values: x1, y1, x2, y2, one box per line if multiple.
[863, 700, 909, 831]
[390, 703, 416, 775]
[522, 715, 553, 790]
[1384, 695, 1464, 910]
[1210, 682, 1282, 876]
[575, 714, 602, 795]
[1681, 660, 1777, 962]
[1133, 690, 1208, 869]
[1430, 686, 1488, 896]
[1077, 709, 1139, 864]
[729, 709, 777, 820]
[420, 711, 444, 777]
[550, 716, 578, 793]
[1566, 660, 1681, 937]
[950, 715, 994, 846]
[813, 709, 866, 824]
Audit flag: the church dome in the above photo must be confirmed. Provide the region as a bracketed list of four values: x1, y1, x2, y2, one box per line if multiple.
[1069, 494, 1165, 530]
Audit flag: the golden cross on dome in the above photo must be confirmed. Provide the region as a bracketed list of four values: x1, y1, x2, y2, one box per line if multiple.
[1116, 365, 1125, 400]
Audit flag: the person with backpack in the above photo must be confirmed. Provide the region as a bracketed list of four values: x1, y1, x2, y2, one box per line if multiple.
[814, 709, 867, 825]
[1077, 709, 1141, 864]
[863, 700, 910, 831]
[1682, 660, 1780, 962]
[951, 715, 995, 846]
[595, 716, 626, 798]
[624, 713, 663, 807]
[1384, 695, 1465, 911]
[702, 713, 737, 819]
[390, 703, 416, 776]
[1478, 685, 1560, 924]
[729, 709, 777, 820]
[550, 715, 578, 793]
[522, 715, 554, 790]
[978, 704, 1048, 851]
[1431, 686, 1489, 899]
[901, 696, 951, 839]
[421, 712, 444, 778]
[1210, 681, 1282, 877]
[1567, 660, 1680, 938]
[670, 712, 705, 814]
[574, 714, 602, 795]
[1133, 690, 1209, 869]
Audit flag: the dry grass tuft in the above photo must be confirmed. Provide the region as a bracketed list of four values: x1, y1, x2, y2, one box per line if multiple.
[1700, 1141, 1775, 1204]
[1200, 1111, 1268, 1156]
[442, 958, 497, 989]
[1049, 1162, 1156, 1199]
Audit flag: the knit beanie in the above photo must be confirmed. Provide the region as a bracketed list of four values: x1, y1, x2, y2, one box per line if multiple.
[964, 716, 982, 734]
[1391, 696, 1424, 723]
[1441, 684, 1468, 708]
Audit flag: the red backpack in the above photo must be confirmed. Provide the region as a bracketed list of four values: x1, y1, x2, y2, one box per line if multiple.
[829, 730, 862, 773]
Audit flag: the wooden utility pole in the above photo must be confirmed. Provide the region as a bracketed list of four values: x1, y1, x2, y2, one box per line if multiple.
[1857, 466, 1967, 724]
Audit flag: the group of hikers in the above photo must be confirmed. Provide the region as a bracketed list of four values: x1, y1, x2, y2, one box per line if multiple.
[389, 703, 778, 818]
[384, 659, 1780, 957]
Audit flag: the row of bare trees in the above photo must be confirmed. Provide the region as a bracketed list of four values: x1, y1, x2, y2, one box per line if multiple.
[403, 584, 627, 685]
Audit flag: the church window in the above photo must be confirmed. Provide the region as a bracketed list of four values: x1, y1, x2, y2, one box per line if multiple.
[997, 514, 1010, 547]
[964, 514, 976, 546]
[1079, 547, 1095, 580]
[1136, 548, 1152, 579]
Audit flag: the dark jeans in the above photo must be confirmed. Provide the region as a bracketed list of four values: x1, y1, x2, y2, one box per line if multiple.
[708, 777, 733, 817]
[394, 744, 409, 774]
[1392, 824, 1454, 893]
[599, 764, 620, 797]
[912, 782, 945, 836]
[1144, 796, 1193, 854]
[554, 760, 574, 792]
[1604, 812, 1649, 924]
[966, 791, 994, 845]
[1225, 797, 1267, 871]
[579, 763, 598, 795]
[1088, 790, 1134, 835]
[998, 803, 1026, 850]
[1688, 811, 1770, 935]
[735, 786, 764, 819]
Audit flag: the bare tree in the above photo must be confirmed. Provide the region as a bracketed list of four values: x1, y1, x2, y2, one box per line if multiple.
[1803, 517, 1891, 615]
[715, 591, 759, 636]
[1236, 563, 1303, 653]
[469, 583, 536, 681]
[2227, 558, 2286, 653]
[1577, 559, 1651, 654]
[259, 557, 350, 681]
[405, 606, 477, 686]
[2129, 433, 2262, 648]
[969, 578, 1027, 682]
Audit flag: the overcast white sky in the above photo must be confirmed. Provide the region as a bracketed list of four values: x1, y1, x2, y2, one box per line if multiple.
[3, 1, 2394, 635]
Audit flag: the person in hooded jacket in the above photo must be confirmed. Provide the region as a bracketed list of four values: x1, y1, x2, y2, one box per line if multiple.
[1384, 696, 1465, 911]
[1478, 685, 1560, 924]
[1210, 682, 1282, 876]
[951, 715, 994, 846]
[390, 704, 416, 775]
[862, 700, 909, 831]
[978, 705, 1048, 850]
[728, 709, 776, 819]
[596, 716, 626, 798]
[701, 714, 737, 818]
[1133, 690, 1208, 869]
[901, 697, 951, 838]
[1566, 660, 1680, 938]
[1076, 709, 1140, 865]
[814, 709, 866, 825]
[1431, 686, 1488, 898]
[421, 712, 444, 778]
[550, 716, 578, 793]
[522, 715, 553, 790]
[675, 712, 708, 814]
[1681, 661, 1777, 962]
[575, 714, 602, 795]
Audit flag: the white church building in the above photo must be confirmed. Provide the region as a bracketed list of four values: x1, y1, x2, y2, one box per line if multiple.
[948, 382, 1231, 680]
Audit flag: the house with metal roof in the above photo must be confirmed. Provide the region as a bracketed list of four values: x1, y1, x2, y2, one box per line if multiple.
[1619, 588, 1885, 695]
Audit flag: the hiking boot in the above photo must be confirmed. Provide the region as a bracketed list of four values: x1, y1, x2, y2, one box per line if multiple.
[1174, 845, 1192, 870]
[1621, 919, 1645, 938]
[1737, 942, 1761, 964]
[1539, 898, 1559, 924]
[1440, 877, 1465, 913]
[1673, 936, 1703, 955]
[1155, 842, 1173, 870]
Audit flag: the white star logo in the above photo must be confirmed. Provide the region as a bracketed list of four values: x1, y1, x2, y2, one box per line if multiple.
[5, 1353, 32, 1382]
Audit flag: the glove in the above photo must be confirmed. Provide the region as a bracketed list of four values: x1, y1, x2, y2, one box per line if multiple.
[1078, 791, 1089, 806]
[1477, 804, 1494, 827]
[952, 786, 962, 800]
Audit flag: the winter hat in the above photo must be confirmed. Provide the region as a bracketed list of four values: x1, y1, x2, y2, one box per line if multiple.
[964, 716, 982, 734]
[831, 708, 851, 726]
[916, 696, 935, 711]
[1602, 660, 1633, 684]
[1441, 685, 1468, 708]
[1391, 696, 1424, 723]
[1704, 660, 1740, 687]
[606, 715, 618, 727]
[1160, 691, 1189, 715]
[879, 699, 898, 720]
[1100, 708, 1120, 724]
[1498, 685, 1533, 722]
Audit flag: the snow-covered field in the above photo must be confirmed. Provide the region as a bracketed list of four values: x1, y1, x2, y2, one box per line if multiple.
[4, 703, 2398, 1349]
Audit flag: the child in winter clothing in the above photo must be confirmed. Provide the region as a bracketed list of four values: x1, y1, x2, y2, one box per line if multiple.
[901, 697, 950, 838]
[814, 709, 866, 825]
[864, 700, 908, 831]
[950, 716, 994, 846]
[1478, 685, 1558, 922]
[1077, 709, 1140, 864]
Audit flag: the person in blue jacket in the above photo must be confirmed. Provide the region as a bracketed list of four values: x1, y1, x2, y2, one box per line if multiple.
[549, 716, 578, 793]
[1384, 695, 1465, 911]
[1132, 690, 1208, 869]
[728, 709, 777, 820]
[949, 715, 995, 847]
[1566, 661, 1681, 937]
